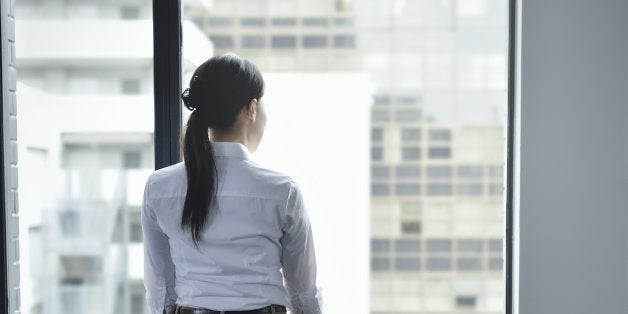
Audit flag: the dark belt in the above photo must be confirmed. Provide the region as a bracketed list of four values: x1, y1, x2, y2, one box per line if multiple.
[175, 304, 286, 314]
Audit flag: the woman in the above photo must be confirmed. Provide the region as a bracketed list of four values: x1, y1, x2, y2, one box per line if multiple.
[142, 54, 322, 314]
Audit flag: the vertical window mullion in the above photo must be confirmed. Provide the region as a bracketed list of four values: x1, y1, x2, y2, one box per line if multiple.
[153, 0, 183, 170]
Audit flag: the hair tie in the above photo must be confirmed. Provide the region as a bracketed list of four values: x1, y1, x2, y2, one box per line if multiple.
[181, 88, 195, 111]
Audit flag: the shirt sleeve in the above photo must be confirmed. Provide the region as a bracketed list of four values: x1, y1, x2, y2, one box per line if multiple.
[141, 178, 178, 314]
[280, 182, 323, 314]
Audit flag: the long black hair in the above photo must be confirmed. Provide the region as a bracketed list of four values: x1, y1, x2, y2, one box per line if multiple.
[180, 54, 264, 246]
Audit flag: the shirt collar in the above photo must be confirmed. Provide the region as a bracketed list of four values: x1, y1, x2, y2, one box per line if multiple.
[212, 142, 251, 160]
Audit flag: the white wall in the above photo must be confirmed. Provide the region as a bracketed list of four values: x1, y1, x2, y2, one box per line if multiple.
[514, 0, 628, 313]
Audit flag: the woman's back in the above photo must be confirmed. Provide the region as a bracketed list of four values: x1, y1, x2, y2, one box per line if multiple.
[143, 142, 319, 312]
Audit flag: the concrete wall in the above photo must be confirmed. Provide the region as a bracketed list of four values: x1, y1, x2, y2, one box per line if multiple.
[2, 0, 20, 313]
[514, 0, 628, 313]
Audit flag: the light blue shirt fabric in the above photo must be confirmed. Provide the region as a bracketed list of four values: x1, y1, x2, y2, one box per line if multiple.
[142, 142, 322, 314]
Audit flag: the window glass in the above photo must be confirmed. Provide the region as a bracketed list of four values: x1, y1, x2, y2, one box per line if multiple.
[181, 0, 508, 312]
[395, 239, 421, 252]
[16, 1, 157, 313]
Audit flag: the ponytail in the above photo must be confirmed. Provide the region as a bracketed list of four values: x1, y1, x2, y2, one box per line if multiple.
[179, 54, 265, 246]
[181, 110, 217, 246]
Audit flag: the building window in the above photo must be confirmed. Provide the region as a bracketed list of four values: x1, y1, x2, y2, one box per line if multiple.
[401, 147, 421, 160]
[457, 239, 484, 253]
[120, 6, 140, 19]
[429, 129, 451, 141]
[396, 93, 421, 105]
[371, 238, 390, 253]
[395, 184, 420, 196]
[271, 35, 297, 48]
[395, 258, 421, 271]
[457, 258, 482, 271]
[456, 296, 477, 309]
[458, 183, 483, 196]
[371, 258, 390, 271]
[426, 258, 452, 271]
[428, 147, 451, 159]
[303, 35, 328, 48]
[241, 35, 265, 48]
[395, 165, 421, 178]
[302, 17, 328, 27]
[395, 109, 421, 122]
[371, 147, 383, 161]
[209, 35, 234, 49]
[240, 17, 266, 27]
[371, 166, 390, 179]
[458, 165, 483, 178]
[374, 93, 391, 106]
[123, 151, 142, 169]
[427, 239, 452, 252]
[427, 166, 452, 178]
[489, 164, 504, 178]
[131, 221, 143, 242]
[371, 127, 383, 141]
[121, 79, 141, 95]
[401, 128, 421, 141]
[489, 239, 503, 253]
[371, 184, 389, 196]
[208, 17, 233, 27]
[395, 239, 421, 252]
[427, 184, 452, 196]
[489, 258, 503, 271]
[372, 110, 390, 122]
[401, 220, 421, 234]
[333, 35, 356, 48]
[271, 17, 296, 27]
[489, 183, 503, 196]
[333, 17, 355, 27]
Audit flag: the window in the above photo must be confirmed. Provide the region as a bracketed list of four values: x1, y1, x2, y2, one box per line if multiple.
[395, 258, 421, 271]
[272, 35, 297, 48]
[120, 6, 140, 20]
[401, 221, 421, 234]
[395, 109, 421, 122]
[371, 166, 390, 179]
[302, 17, 328, 27]
[371, 127, 383, 141]
[272, 18, 296, 27]
[208, 18, 234, 27]
[401, 147, 421, 160]
[426, 258, 452, 271]
[427, 239, 452, 252]
[371, 239, 391, 253]
[334, 17, 355, 27]
[395, 184, 420, 196]
[458, 183, 483, 196]
[121, 79, 141, 95]
[427, 183, 453, 196]
[458, 165, 483, 178]
[371, 147, 383, 161]
[395, 165, 421, 178]
[371, 184, 389, 196]
[457, 239, 484, 253]
[122, 151, 142, 169]
[401, 128, 422, 141]
[395, 239, 421, 252]
[427, 166, 452, 178]
[333, 35, 356, 48]
[457, 258, 482, 271]
[372, 258, 390, 271]
[456, 296, 477, 309]
[303, 35, 328, 48]
[428, 147, 451, 159]
[210, 35, 234, 49]
[429, 129, 451, 141]
[241, 36, 265, 48]
[372, 110, 390, 122]
[240, 18, 266, 27]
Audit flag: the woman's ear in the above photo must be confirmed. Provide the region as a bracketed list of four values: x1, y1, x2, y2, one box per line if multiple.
[246, 98, 258, 123]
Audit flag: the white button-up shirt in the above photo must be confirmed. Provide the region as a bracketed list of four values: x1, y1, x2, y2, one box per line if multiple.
[142, 142, 322, 314]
